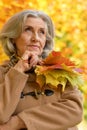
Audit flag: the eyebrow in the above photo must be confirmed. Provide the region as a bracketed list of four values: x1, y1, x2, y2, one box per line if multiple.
[24, 25, 46, 30]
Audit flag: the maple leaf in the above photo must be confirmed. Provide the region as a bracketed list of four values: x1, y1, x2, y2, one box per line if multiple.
[43, 51, 75, 66]
[36, 74, 46, 88]
[35, 51, 84, 91]
[36, 51, 82, 74]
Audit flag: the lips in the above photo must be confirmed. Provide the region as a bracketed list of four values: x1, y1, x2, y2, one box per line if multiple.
[27, 45, 40, 51]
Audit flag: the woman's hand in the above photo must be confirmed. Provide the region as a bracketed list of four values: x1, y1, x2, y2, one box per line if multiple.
[14, 50, 43, 73]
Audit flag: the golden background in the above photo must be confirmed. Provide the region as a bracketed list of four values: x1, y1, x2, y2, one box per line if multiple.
[0, 0, 87, 129]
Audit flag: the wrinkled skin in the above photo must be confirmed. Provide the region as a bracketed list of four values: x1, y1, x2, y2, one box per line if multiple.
[14, 17, 47, 72]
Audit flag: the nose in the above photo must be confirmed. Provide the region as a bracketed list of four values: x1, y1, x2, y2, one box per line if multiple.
[32, 33, 40, 42]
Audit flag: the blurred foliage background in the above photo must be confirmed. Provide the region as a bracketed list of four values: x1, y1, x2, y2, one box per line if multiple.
[0, 0, 87, 129]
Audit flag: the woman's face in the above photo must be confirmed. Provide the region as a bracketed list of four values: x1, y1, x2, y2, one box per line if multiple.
[14, 17, 47, 56]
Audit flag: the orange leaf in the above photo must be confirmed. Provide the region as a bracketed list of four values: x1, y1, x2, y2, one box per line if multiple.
[43, 51, 75, 66]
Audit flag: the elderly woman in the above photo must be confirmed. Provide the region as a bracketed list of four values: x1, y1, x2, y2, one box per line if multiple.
[0, 10, 83, 130]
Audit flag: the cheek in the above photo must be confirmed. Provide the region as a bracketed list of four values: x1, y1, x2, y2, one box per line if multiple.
[41, 37, 46, 48]
[14, 37, 28, 55]
[39, 41, 46, 54]
[42, 42, 46, 49]
[15, 34, 30, 48]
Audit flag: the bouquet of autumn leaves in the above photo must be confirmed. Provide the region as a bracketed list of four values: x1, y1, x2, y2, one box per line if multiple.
[35, 51, 84, 91]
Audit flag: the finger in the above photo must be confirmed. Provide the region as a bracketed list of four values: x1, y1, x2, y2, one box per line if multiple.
[30, 57, 39, 68]
[22, 50, 32, 60]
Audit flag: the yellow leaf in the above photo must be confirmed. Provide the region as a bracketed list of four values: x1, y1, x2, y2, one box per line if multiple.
[36, 75, 45, 88]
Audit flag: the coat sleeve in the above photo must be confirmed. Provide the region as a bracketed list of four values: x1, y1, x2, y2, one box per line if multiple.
[18, 83, 83, 130]
[0, 67, 28, 124]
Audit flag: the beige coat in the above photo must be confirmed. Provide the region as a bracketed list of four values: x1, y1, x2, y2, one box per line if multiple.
[0, 63, 83, 130]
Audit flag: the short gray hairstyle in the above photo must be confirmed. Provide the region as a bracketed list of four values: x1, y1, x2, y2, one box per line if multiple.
[0, 10, 55, 58]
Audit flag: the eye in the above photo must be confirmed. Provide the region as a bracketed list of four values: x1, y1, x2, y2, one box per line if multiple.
[24, 26, 32, 32]
[39, 29, 46, 35]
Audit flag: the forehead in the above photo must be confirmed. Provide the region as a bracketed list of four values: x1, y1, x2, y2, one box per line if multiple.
[24, 17, 47, 28]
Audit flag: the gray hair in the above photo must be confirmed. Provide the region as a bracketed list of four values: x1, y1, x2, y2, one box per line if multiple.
[0, 10, 55, 58]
